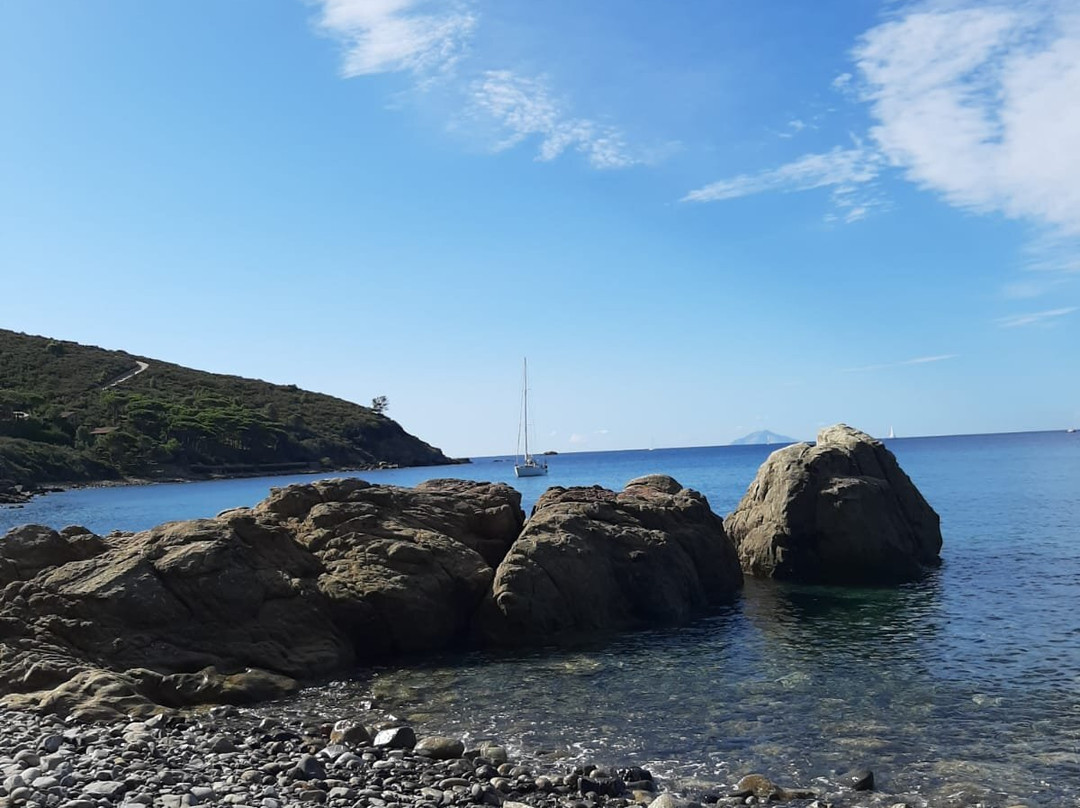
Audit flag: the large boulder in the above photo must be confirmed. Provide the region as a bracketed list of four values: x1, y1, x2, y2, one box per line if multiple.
[477, 475, 743, 641]
[281, 477, 524, 654]
[0, 477, 524, 718]
[724, 424, 942, 583]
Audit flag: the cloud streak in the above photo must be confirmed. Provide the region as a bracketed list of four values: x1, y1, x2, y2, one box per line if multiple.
[997, 307, 1077, 328]
[844, 354, 959, 373]
[683, 146, 881, 202]
[683, 144, 886, 222]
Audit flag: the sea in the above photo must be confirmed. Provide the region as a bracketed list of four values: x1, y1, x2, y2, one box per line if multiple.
[3, 431, 1080, 806]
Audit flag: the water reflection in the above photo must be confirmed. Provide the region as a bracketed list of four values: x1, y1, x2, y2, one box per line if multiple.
[256, 573, 1080, 806]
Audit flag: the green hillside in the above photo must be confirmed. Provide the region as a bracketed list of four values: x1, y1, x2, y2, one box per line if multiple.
[0, 329, 455, 490]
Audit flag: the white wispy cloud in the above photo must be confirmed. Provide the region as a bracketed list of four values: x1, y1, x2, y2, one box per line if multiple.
[997, 307, 1077, 328]
[683, 144, 887, 222]
[469, 71, 637, 169]
[683, 146, 882, 201]
[844, 354, 959, 373]
[684, 0, 1080, 240]
[778, 119, 809, 139]
[314, 0, 638, 169]
[316, 0, 476, 77]
[855, 1, 1080, 238]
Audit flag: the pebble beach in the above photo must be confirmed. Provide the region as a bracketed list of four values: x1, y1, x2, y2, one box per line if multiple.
[0, 700, 936, 808]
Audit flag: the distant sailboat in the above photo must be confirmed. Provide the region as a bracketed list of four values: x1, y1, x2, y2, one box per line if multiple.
[514, 359, 548, 478]
[888, 426, 896, 439]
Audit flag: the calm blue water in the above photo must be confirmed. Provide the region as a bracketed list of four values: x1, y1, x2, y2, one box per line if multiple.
[0, 442, 781, 535]
[4, 432, 1080, 805]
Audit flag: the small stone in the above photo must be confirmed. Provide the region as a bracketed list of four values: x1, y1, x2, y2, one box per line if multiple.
[373, 727, 416, 750]
[414, 737, 465, 760]
[40, 735, 63, 754]
[290, 755, 326, 781]
[208, 735, 238, 753]
[438, 778, 471, 789]
[732, 775, 779, 799]
[839, 768, 874, 791]
[15, 750, 40, 766]
[648, 795, 691, 808]
[580, 775, 626, 797]
[83, 780, 127, 799]
[329, 720, 372, 747]
[479, 744, 508, 764]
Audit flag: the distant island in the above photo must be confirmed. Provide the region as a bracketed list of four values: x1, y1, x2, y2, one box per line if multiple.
[731, 430, 797, 446]
[0, 329, 457, 500]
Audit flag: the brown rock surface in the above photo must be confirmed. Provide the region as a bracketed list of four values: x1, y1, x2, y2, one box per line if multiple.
[724, 424, 942, 583]
[478, 475, 742, 641]
[0, 477, 524, 718]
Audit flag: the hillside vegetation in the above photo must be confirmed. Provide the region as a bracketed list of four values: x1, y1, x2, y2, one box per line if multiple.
[0, 329, 454, 489]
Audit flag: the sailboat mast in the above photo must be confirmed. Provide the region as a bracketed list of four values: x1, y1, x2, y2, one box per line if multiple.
[523, 358, 529, 459]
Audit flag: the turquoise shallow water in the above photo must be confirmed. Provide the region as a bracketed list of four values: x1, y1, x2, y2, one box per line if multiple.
[3, 431, 1080, 805]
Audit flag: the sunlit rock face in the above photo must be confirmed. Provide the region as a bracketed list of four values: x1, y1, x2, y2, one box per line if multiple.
[478, 475, 743, 642]
[725, 424, 942, 584]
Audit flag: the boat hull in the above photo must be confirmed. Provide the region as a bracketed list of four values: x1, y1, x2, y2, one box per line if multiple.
[514, 463, 548, 478]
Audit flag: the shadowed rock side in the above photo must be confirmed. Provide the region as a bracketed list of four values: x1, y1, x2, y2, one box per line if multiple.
[0, 477, 525, 720]
[724, 424, 942, 584]
[477, 475, 743, 642]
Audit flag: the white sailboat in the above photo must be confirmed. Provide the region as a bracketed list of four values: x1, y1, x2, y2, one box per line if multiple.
[514, 359, 548, 478]
[888, 425, 896, 439]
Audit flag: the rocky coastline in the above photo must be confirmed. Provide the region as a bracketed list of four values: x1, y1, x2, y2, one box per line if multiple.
[0, 425, 944, 808]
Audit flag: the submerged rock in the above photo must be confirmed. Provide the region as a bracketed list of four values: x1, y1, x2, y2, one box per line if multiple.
[477, 475, 742, 641]
[724, 424, 942, 584]
[731, 773, 815, 802]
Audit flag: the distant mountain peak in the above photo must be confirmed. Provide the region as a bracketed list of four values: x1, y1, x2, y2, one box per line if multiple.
[731, 429, 797, 446]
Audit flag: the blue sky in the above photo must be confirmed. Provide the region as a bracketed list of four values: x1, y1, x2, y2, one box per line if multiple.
[2, 0, 1078, 457]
